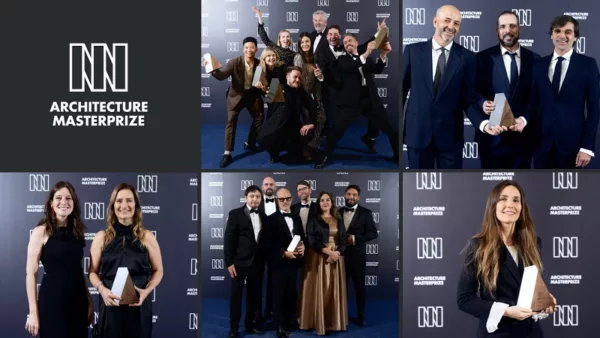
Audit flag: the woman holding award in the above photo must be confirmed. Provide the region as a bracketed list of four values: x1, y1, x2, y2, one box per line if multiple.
[457, 181, 557, 337]
[298, 191, 348, 335]
[88, 183, 163, 338]
[25, 181, 92, 338]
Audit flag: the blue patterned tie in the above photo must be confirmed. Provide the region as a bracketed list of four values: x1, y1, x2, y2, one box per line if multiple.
[552, 56, 565, 96]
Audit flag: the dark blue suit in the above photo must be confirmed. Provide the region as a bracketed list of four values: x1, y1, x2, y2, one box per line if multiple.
[475, 44, 540, 169]
[403, 39, 485, 169]
[526, 51, 600, 168]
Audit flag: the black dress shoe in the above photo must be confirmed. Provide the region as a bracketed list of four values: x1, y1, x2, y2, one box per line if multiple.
[244, 142, 259, 152]
[360, 135, 377, 153]
[315, 156, 328, 169]
[245, 327, 264, 335]
[228, 329, 238, 338]
[277, 327, 288, 338]
[220, 154, 233, 168]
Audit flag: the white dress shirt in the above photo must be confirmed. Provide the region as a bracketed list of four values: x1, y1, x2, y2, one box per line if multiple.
[263, 195, 277, 216]
[343, 204, 358, 244]
[431, 38, 452, 82]
[247, 205, 261, 241]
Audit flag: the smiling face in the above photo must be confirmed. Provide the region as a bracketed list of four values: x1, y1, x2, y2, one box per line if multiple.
[327, 27, 340, 46]
[313, 13, 327, 32]
[319, 193, 332, 214]
[279, 31, 291, 48]
[300, 36, 312, 52]
[551, 22, 576, 54]
[246, 190, 262, 209]
[344, 188, 359, 208]
[114, 188, 136, 224]
[495, 185, 522, 225]
[433, 6, 461, 44]
[51, 187, 73, 222]
[243, 41, 257, 59]
[263, 50, 277, 67]
[497, 13, 520, 49]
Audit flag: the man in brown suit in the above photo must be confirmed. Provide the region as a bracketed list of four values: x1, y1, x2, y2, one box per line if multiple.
[203, 36, 264, 168]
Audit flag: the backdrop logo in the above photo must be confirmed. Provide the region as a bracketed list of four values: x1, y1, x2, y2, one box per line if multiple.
[190, 258, 198, 275]
[552, 172, 577, 189]
[201, 87, 210, 96]
[317, 0, 329, 6]
[335, 196, 345, 207]
[347, 12, 359, 22]
[226, 11, 239, 22]
[365, 275, 377, 286]
[192, 203, 198, 221]
[576, 37, 586, 54]
[256, 0, 268, 5]
[372, 212, 379, 223]
[83, 257, 90, 274]
[378, 0, 390, 6]
[69, 43, 128, 92]
[459, 35, 479, 52]
[418, 306, 444, 327]
[241, 180, 254, 190]
[137, 175, 158, 193]
[227, 42, 240, 52]
[211, 228, 224, 238]
[210, 196, 223, 207]
[405, 8, 426, 25]
[202, 26, 208, 36]
[305, 180, 317, 190]
[377, 88, 387, 97]
[553, 305, 578, 326]
[368, 180, 381, 191]
[212, 259, 224, 269]
[512, 9, 532, 26]
[366, 244, 378, 254]
[286, 12, 298, 22]
[84, 202, 105, 220]
[463, 142, 479, 158]
[553, 237, 578, 258]
[417, 237, 443, 259]
[29, 174, 50, 192]
[189, 313, 198, 330]
[416, 173, 442, 190]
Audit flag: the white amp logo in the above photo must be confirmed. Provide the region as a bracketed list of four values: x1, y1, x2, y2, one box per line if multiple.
[417, 237, 443, 259]
[405, 8, 426, 25]
[459, 36, 479, 52]
[552, 172, 577, 189]
[576, 37, 586, 54]
[512, 9, 532, 26]
[189, 313, 198, 330]
[137, 175, 158, 193]
[190, 258, 198, 275]
[463, 141, 479, 158]
[84, 202, 105, 220]
[553, 237, 578, 258]
[416, 173, 442, 190]
[29, 174, 50, 192]
[69, 43, 128, 92]
[418, 306, 443, 327]
[553, 305, 578, 326]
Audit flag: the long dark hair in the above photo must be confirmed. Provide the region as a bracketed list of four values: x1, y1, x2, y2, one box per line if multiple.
[316, 191, 341, 221]
[298, 32, 316, 65]
[36, 181, 85, 245]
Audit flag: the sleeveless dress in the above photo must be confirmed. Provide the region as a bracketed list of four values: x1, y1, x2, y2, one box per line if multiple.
[38, 224, 88, 338]
[96, 222, 152, 338]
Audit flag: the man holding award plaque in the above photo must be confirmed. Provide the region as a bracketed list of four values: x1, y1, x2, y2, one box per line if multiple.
[265, 188, 306, 338]
[457, 181, 557, 337]
[475, 11, 540, 169]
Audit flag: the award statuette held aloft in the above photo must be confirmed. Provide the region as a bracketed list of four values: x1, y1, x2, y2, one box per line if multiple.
[517, 265, 555, 312]
[252, 65, 268, 88]
[111, 267, 140, 305]
[203, 53, 223, 73]
[265, 78, 285, 103]
[489, 93, 516, 128]
[374, 26, 388, 51]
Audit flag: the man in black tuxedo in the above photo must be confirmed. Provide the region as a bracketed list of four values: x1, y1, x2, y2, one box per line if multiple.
[310, 10, 330, 56]
[339, 184, 378, 327]
[224, 185, 267, 338]
[316, 34, 399, 168]
[291, 180, 318, 234]
[266, 188, 306, 338]
[257, 176, 277, 322]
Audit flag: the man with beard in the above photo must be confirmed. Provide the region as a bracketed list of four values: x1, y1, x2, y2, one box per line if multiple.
[338, 185, 378, 327]
[474, 10, 540, 169]
[291, 180, 318, 234]
[257, 176, 278, 323]
[224, 185, 267, 338]
[402, 5, 487, 169]
[525, 15, 600, 168]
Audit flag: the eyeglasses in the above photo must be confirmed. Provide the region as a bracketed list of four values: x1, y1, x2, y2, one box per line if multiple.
[277, 197, 292, 202]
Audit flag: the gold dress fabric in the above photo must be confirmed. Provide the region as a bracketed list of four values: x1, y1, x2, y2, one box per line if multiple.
[297, 216, 348, 335]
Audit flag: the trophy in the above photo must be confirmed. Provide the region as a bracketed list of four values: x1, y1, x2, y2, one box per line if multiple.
[111, 267, 140, 305]
[252, 65, 268, 87]
[265, 78, 285, 103]
[374, 26, 389, 51]
[203, 53, 223, 73]
[517, 265, 555, 312]
[287, 235, 301, 252]
[489, 93, 516, 128]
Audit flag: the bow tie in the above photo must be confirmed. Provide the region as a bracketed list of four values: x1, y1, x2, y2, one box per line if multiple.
[317, 32, 323, 36]
[344, 207, 355, 213]
[265, 198, 275, 203]
[250, 209, 259, 214]
[300, 204, 309, 208]
[282, 212, 292, 217]
[334, 45, 344, 52]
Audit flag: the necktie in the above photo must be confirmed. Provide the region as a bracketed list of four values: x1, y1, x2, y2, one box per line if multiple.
[552, 56, 565, 96]
[266, 198, 274, 203]
[300, 204, 309, 208]
[344, 207, 355, 213]
[433, 47, 446, 95]
[282, 213, 292, 217]
[507, 52, 519, 94]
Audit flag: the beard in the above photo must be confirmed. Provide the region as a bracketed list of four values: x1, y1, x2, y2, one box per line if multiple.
[498, 33, 519, 48]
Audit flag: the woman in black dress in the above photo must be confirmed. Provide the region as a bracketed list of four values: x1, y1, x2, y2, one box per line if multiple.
[25, 181, 92, 337]
[88, 183, 164, 338]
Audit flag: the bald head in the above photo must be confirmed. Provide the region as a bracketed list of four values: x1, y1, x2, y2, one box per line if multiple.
[262, 177, 276, 197]
[433, 5, 462, 45]
[276, 188, 293, 212]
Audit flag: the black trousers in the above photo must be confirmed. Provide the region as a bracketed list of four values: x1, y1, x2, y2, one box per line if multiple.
[229, 258, 263, 330]
[345, 249, 366, 320]
[272, 265, 299, 328]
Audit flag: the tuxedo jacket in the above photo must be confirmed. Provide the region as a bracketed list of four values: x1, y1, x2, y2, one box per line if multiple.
[306, 216, 347, 254]
[210, 55, 263, 111]
[310, 28, 330, 57]
[223, 206, 268, 268]
[331, 54, 386, 108]
[265, 211, 306, 271]
[258, 196, 279, 215]
[337, 205, 378, 261]
[457, 237, 544, 338]
[291, 201, 318, 218]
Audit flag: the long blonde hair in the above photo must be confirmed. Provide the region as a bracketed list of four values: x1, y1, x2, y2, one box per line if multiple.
[259, 47, 283, 71]
[103, 183, 146, 246]
[277, 29, 295, 48]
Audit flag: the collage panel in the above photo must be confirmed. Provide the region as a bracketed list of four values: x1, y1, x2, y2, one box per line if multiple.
[402, 0, 600, 169]
[201, 0, 400, 170]
[403, 171, 599, 337]
[0, 173, 198, 337]
[200, 172, 399, 337]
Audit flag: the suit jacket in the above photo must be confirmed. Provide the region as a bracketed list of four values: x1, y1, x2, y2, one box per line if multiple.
[224, 206, 267, 268]
[258, 195, 279, 216]
[457, 237, 544, 338]
[307, 216, 347, 254]
[475, 44, 540, 148]
[337, 205, 378, 262]
[526, 51, 600, 155]
[291, 201, 318, 218]
[210, 55, 263, 111]
[331, 54, 386, 107]
[265, 211, 306, 271]
[310, 28, 330, 57]
[403, 40, 485, 150]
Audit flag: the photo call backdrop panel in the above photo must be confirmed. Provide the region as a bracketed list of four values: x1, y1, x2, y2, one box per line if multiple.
[200, 171, 399, 300]
[0, 173, 198, 337]
[201, 0, 399, 127]
[402, 0, 600, 168]
[403, 171, 600, 337]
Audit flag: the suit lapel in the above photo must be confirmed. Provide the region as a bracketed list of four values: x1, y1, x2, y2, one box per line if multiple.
[559, 52, 579, 95]
[421, 41, 434, 99]
[437, 43, 462, 99]
[244, 207, 257, 244]
[280, 214, 293, 239]
[502, 245, 522, 286]
[492, 47, 511, 96]
[237, 57, 246, 88]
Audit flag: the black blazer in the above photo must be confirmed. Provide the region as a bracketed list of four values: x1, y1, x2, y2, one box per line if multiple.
[265, 211, 306, 270]
[457, 237, 544, 338]
[337, 205, 378, 260]
[224, 206, 267, 268]
[310, 28, 330, 57]
[258, 196, 279, 216]
[306, 215, 347, 254]
[331, 54, 386, 108]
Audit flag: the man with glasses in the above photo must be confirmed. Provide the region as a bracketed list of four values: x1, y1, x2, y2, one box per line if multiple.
[291, 180, 317, 234]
